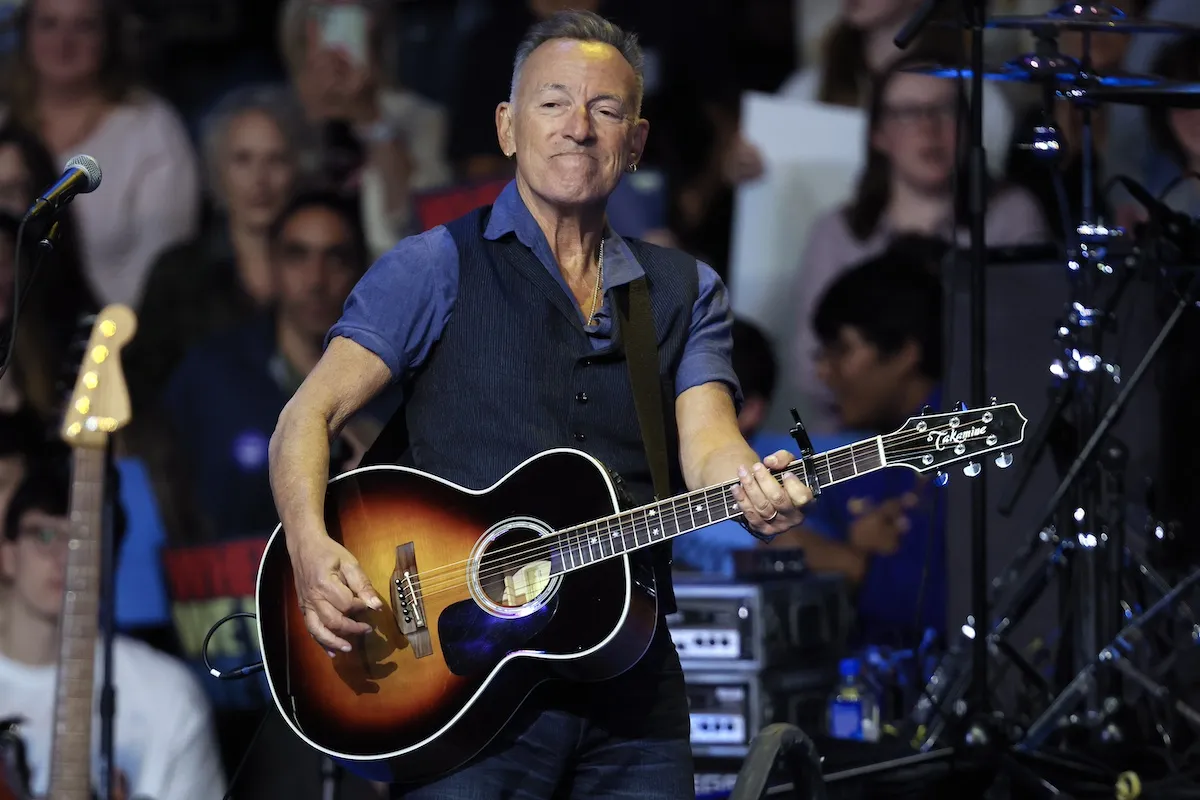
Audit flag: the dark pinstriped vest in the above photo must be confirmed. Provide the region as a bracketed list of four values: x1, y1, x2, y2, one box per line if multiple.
[398, 206, 700, 614]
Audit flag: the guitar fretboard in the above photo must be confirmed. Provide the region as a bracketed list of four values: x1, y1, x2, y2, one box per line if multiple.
[46, 447, 104, 800]
[554, 437, 885, 573]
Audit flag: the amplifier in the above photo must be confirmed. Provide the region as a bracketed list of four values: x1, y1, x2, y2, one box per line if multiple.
[685, 665, 839, 758]
[667, 573, 852, 670]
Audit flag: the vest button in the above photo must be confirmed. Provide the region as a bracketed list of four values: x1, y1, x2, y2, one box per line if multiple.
[574, 432, 587, 442]
[575, 392, 588, 404]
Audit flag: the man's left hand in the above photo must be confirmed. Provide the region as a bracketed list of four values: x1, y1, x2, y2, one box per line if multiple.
[731, 450, 812, 538]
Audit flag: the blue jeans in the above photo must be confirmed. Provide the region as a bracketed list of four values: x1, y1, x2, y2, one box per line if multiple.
[392, 630, 693, 799]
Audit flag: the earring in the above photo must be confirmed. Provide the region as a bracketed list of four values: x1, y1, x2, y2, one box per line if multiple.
[627, 161, 639, 173]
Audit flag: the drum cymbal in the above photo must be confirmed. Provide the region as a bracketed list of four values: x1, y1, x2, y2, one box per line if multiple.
[1078, 82, 1200, 108]
[982, 1, 1200, 35]
[906, 54, 1164, 88]
[983, 15, 1200, 34]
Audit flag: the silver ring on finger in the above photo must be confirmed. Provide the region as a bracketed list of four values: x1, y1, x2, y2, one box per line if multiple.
[764, 510, 779, 522]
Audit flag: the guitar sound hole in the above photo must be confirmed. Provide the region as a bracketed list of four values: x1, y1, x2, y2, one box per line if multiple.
[472, 520, 561, 615]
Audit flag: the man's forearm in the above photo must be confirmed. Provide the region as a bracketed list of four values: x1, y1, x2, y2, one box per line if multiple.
[269, 400, 336, 553]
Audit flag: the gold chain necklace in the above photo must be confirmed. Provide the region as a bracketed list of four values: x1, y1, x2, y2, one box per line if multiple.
[586, 238, 605, 325]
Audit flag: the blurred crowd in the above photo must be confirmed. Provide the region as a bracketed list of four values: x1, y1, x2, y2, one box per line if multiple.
[0, 0, 1198, 797]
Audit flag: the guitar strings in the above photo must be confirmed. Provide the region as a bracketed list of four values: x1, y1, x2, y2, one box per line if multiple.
[401, 421, 965, 589]
[403, 423, 994, 596]
[405, 425, 990, 599]
[388, 422, 1000, 601]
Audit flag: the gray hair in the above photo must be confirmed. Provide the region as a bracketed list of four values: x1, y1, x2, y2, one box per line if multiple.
[200, 83, 310, 207]
[509, 10, 644, 115]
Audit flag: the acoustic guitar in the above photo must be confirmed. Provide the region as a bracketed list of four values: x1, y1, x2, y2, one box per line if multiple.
[48, 306, 137, 800]
[255, 401, 1027, 783]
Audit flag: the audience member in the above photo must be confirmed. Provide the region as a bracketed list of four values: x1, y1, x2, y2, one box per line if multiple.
[675, 243, 949, 650]
[0, 448, 225, 799]
[1144, 33, 1200, 216]
[2, 0, 201, 308]
[1004, 15, 1144, 239]
[0, 123, 95, 358]
[125, 84, 306, 415]
[1104, 0, 1200, 219]
[791, 245, 946, 647]
[161, 191, 382, 543]
[279, 0, 451, 257]
[793, 58, 1046, 433]
[0, 212, 77, 426]
[724, 0, 1015, 185]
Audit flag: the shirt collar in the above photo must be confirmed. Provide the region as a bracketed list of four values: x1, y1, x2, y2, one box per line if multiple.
[483, 180, 646, 291]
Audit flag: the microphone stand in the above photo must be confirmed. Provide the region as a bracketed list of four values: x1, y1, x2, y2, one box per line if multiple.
[37, 220, 118, 800]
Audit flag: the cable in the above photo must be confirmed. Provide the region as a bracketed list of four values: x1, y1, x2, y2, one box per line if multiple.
[202, 611, 264, 679]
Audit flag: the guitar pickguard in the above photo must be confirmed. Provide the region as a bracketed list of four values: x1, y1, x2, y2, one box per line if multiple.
[438, 594, 559, 677]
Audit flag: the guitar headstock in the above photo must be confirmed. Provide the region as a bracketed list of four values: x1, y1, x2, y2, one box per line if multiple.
[59, 304, 137, 450]
[882, 400, 1027, 480]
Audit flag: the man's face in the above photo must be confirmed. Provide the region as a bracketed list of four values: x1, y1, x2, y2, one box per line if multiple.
[496, 38, 648, 210]
[0, 509, 71, 621]
[272, 206, 360, 340]
[816, 326, 918, 430]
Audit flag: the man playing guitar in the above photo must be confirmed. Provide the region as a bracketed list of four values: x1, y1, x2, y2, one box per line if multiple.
[269, 9, 812, 799]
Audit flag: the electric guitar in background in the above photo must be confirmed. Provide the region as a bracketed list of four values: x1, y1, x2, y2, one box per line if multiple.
[48, 306, 136, 800]
[255, 400, 1028, 783]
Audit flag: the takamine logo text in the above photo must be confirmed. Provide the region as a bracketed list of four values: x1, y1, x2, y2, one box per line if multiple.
[934, 424, 988, 451]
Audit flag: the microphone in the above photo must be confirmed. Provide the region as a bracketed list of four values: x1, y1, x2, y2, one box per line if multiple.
[1114, 175, 1200, 257]
[23, 154, 102, 222]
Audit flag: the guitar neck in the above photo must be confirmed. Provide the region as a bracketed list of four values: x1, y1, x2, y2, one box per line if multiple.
[46, 447, 105, 800]
[555, 436, 886, 573]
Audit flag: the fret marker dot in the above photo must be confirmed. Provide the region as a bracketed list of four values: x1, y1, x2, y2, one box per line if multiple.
[695, 504, 704, 512]
[652, 528, 659, 535]
[648, 509, 656, 516]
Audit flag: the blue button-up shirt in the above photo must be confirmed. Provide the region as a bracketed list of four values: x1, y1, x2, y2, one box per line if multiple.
[327, 180, 741, 402]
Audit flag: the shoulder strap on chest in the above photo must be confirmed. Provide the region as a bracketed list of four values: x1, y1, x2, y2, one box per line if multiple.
[614, 276, 670, 500]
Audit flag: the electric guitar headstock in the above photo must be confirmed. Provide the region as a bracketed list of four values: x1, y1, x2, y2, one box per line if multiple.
[58, 304, 137, 449]
[881, 400, 1028, 483]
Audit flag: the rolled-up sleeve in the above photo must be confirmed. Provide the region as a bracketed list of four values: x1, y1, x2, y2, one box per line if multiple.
[675, 261, 743, 404]
[325, 225, 459, 383]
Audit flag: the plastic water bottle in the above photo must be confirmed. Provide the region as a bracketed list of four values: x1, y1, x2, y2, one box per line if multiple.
[827, 657, 880, 742]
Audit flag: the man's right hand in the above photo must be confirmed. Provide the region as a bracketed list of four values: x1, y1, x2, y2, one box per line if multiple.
[289, 533, 385, 655]
[847, 493, 919, 556]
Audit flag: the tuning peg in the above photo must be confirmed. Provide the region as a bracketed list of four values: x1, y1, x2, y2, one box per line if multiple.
[995, 452, 1014, 469]
[920, 404, 932, 415]
[989, 396, 998, 406]
[934, 471, 949, 487]
[955, 400, 968, 412]
[963, 461, 982, 477]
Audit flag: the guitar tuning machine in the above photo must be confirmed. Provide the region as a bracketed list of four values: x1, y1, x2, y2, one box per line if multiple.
[963, 461, 982, 478]
[920, 404, 932, 415]
[934, 470, 949, 487]
[995, 452, 1014, 469]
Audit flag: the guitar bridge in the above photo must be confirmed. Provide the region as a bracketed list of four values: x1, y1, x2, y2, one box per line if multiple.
[390, 543, 433, 659]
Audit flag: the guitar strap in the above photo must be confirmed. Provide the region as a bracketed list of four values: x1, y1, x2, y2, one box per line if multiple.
[613, 277, 671, 501]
